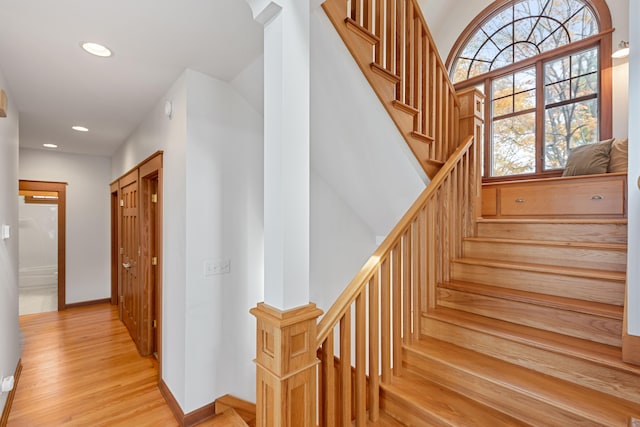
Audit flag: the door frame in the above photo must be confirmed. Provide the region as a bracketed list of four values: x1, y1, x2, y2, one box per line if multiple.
[19, 180, 67, 311]
[110, 152, 163, 368]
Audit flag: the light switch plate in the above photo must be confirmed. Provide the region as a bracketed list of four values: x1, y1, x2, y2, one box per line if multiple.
[204, 259, 231, 277]
[1, 225, 10, 240]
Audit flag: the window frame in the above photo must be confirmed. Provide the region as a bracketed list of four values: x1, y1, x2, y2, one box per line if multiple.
[447, 0, 613, 182]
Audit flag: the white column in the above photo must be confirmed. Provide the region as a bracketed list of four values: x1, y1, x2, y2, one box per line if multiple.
[247, 0, 310, 310]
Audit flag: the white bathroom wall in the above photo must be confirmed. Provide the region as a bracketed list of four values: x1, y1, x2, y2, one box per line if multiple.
[19, 149, 111, 304]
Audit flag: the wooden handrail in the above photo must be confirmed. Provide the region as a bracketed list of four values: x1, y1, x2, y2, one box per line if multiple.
[316, 135, 473, 344]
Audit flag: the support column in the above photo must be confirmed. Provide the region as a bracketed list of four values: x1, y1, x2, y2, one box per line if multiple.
[246, 2, 320, 425]
[248, 0, 311, 310]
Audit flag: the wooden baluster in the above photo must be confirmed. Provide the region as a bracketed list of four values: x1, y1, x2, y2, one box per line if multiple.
[369, 271, 380, 421]
[375, 0, 384, 66]
[413, 17, 421, 113]
[450, 164, 459, 263]
[386, 0, 396, 74]
[381, 257, 391, 382]
[437, 68, 444, 161]
[355, 294, 366, 426]
[412, 215, 421, 342]
[392, 244, 402, 376]
[396, 0, 405, 102]
[406, 0, 415, 107]
[340, 310, 352, 426]
[419, 207, 428, 314]
[442, 177, 451, 283]
[321, 335, 336, 427]
[422, 32, 429, 137]
[402, 230, 412, 342]
[427, 199, 437, 310]
[443, 72, 449, 159]
[364, 0, 372, 33]
[430, 50, 437, 159]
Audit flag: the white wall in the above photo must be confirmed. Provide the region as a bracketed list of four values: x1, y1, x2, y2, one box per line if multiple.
[183, 69, 263, 410]
[18, 149, 110, 304]
[625, 0, 639, 335]
[0, 70, 20, 414]
[111, 69, 263, 412]
[310, 172, 377, 311]
[111, 71, 189, 407]
[420, 0, 630, 139]
[310, 6, 426, 237]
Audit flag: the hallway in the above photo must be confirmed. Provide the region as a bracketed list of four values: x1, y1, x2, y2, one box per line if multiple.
[6, 304, 217, 426]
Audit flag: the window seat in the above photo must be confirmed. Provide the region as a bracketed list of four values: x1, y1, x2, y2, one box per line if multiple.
[481, 172, 627, 219]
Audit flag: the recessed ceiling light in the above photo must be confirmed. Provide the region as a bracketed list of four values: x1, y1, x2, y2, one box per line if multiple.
[81, 42, 112, 58]
[43, 143, 58, 148]
[72, 125, 89, 132]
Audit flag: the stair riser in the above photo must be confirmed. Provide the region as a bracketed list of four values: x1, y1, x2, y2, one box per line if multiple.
[380, 390, 450, 427]
[451, 263, 624, 305]
[420, 315, 640, 404]
[463, 240, 627, 272]
[476, 222, 627, 243]
[437, 289, 622, 346]
[402, 350, 596, 426]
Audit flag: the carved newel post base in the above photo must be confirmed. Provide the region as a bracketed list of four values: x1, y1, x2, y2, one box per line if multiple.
[251, 303, 323, 427]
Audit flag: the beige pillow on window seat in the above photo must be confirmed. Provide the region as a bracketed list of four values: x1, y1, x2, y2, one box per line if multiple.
[562, 139, 614, 177]
[608, 138, 628, 173]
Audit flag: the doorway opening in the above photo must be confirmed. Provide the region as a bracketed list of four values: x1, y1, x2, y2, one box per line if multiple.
[18, 180, 67, 313]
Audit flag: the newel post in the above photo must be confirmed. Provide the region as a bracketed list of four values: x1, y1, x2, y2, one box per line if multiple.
[456, 88, 485, 226]
[251, 303, 323, 426]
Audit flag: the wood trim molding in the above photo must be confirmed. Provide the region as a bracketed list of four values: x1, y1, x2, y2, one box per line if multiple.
[158, 380, 217, 427]
[0, 359, 22, 426]
[0, 89, 7, 118]
[64, 298, 112, 310]
[19, 180, 67, 310]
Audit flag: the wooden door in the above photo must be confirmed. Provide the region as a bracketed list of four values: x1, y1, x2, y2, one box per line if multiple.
[120, 171, 139, 344]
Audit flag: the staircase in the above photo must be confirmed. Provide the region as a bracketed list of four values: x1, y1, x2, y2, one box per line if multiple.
[252, 0, 640, 425]
[315, 0, 640, 425]
[394, 218, 640, 425]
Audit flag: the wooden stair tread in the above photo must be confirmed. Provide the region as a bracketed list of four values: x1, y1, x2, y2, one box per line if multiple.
[477, 218, 628, 225]
[452, 257, 626, 281]
[405, 337, 640, 425]
[207, 409, 248, 426]
[214, 394, 255, 427]
[425, 307, 640, 375]
[381, 371, 528, 426]
[464, 236, 627, 251]
[411, 131, 434, 143]
[440, 280, 624, 318]
[344, 17, 379, 45]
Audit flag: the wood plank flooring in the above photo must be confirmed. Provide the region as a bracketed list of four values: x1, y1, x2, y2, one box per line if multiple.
[6, 304, 221, 426]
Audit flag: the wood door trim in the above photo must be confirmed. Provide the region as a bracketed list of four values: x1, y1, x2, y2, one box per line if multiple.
[111, 151, 163, 375]
[19, 180, 67, 310]
[110, 182, 119, 306]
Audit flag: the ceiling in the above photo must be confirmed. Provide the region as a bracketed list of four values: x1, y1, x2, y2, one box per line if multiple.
[0, 0, 263, 157]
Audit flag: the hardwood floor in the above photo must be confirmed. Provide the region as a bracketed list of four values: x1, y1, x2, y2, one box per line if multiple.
[6, 304, 221, 426]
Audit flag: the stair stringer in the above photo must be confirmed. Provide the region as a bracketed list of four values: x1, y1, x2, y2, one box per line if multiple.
[321, 0, 457, 179]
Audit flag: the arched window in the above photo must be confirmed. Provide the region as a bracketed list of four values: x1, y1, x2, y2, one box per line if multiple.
[447, 0, 613, 179]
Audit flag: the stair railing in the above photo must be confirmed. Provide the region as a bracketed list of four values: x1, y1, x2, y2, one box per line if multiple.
[322, 0, 465, 178]
[316, 127, 481, 425]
